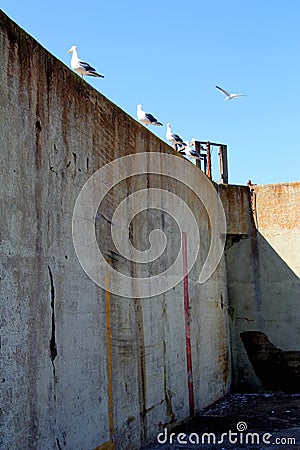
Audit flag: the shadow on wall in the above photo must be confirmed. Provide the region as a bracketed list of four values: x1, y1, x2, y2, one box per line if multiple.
[240, 331, 300, 393]
[226, 230, 300, 393]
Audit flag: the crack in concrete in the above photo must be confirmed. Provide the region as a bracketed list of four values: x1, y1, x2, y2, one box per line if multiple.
[48, 266, 57, 374]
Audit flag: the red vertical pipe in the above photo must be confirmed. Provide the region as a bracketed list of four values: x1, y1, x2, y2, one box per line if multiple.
[182, 232, 195, 417]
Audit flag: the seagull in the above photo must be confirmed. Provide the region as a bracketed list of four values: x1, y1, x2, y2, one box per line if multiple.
[179, 143, 201, 160]
[166, 123, 186, 149]
[190, 138, 206, 153]
[67, 46, 104, 78]
[137, 104, 163, 126]
[215, 85, 246, 100]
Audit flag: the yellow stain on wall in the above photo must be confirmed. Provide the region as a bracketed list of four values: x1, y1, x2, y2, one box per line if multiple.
[94, 260, 114, 450]
[94, 439, 114, 450]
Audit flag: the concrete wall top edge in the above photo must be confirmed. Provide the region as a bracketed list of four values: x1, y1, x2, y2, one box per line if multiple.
[2, 10, 298, 189]
[0, 9, 179, 159]
[251, 181, 300, 189]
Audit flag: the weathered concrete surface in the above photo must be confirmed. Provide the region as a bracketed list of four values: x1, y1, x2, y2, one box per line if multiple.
[2, 10, 299, 450]
[0, 11, 230, 450]
[219, 184, 251, 237]
[224, 182, 300, 392]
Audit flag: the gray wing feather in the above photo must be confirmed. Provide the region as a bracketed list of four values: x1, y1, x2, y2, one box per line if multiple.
[172, 133, 184, 143]
[216, 85, 230, 96]
[79, 60, 96, 72]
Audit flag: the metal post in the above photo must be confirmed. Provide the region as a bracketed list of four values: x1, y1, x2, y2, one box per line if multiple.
[218, 145, 228, 184]
[218, 146, 222, 183]
[206, 142, 212, 179]
[194, 141, 201, 170]
[203, 154, 207, 174]
[222, 145, 228, 184]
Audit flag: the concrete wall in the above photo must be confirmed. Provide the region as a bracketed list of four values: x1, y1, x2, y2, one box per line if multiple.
[224, 182, 300, 392]
[0, 11, 231, 450]
[2, 11, 299, 450]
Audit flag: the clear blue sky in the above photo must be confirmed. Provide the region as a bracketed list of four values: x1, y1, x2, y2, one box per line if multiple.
[1, 1, 299, 185]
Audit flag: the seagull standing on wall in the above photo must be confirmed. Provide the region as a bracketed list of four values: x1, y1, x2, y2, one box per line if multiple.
[179, 142, 201, 160]
[215, 85, 246, 100]
[137, 104, 163, 126]
[166, 123, 186, 150]
[67, 46, 104, 78]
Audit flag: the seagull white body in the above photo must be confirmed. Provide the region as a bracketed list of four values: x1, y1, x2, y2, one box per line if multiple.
[166, 123, 185, 148]
[183, 147, 201, 159]
[215, 85, 246, 100]
[137, 104, 163, 126]
[179, 141, 201, 160]
[67, 46, 104, 78]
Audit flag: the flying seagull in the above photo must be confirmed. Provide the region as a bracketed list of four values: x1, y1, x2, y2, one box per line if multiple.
[137, 104, 163, 126]
[166, 123, 185, 149]
[67, 46, 104, 78]
[215, 85, 246, 100]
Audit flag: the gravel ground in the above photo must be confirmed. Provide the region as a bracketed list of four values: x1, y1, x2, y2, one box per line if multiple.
[142, 393, 300, 449]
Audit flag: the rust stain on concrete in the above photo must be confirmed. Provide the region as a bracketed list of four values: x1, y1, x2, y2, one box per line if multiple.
[250, 182, 300, 231]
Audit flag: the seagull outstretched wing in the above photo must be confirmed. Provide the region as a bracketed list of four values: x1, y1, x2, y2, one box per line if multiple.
[216, 85, 230, 97]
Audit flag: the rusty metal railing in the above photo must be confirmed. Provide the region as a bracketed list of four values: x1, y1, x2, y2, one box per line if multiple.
[194, 141, 228, 184]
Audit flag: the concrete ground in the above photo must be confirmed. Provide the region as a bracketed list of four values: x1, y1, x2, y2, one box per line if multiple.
[142, 393, 300, 449]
